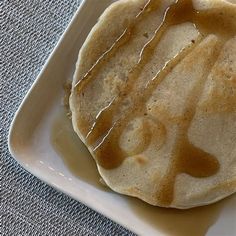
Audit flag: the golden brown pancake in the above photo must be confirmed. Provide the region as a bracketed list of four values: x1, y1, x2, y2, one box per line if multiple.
[70, 0, 236, 208]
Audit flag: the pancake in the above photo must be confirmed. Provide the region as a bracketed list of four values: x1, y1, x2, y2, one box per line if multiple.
[70, 0, 236, 208]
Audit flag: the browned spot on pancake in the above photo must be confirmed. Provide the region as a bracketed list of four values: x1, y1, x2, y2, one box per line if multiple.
[127, 187, 141, 196]
[135, 155, 148, 165]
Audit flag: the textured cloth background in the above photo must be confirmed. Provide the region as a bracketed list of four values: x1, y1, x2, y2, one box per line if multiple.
[0, 1, 135, 235]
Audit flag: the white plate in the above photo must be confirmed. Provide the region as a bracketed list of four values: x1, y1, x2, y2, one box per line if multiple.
[8, 0, 236, 235]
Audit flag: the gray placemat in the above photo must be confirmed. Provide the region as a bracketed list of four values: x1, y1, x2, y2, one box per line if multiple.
[1, 1, 135, 235]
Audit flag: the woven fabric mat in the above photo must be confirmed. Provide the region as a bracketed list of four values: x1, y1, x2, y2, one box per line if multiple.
[0, 1, 135, 235]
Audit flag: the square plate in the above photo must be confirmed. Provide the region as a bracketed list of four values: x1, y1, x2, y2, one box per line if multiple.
[8, 0, 236, 235]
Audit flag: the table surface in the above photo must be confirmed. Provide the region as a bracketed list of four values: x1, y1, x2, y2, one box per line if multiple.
[1, 1, 134, 235]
